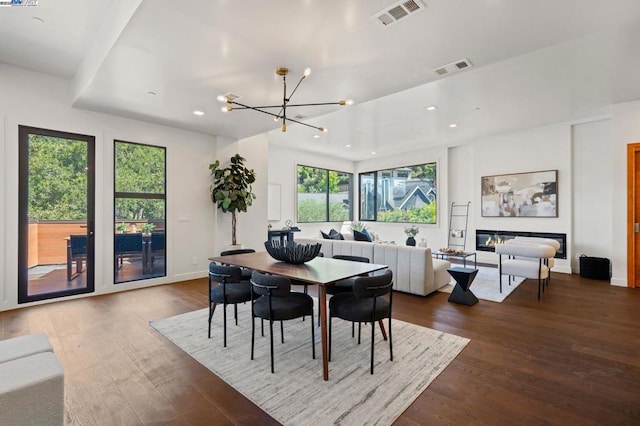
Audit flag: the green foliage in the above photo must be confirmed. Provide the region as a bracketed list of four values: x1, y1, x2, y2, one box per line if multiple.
[209, 154, 256, 244]
[297, 199, 348, 223]
[351, 221, 368, 232]
[140, 223, 155, 234]
[377, 203, 437, 224]
[28, 135, 88, 221]
[115, 142, 166, 220]
[209, 154, 256, 213]
[297, 165, 350, 193]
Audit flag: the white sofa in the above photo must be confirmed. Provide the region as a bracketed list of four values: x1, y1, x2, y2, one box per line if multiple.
[296, 238, 451, 296]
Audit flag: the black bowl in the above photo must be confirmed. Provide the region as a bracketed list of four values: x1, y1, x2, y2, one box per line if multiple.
[264, 241, 322, 264]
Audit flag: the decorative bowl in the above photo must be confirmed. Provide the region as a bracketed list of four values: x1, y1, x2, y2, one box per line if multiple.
[264, 241, 322, 264]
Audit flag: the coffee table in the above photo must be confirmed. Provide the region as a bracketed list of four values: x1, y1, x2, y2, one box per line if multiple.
[447, 267, 479, 306]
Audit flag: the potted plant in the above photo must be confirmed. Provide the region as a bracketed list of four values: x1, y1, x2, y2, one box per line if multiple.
[115, 222, 127, 233]
[404, 225, 419, 246]
[140, 223, 155, 236]
[209, 154, 257, 247]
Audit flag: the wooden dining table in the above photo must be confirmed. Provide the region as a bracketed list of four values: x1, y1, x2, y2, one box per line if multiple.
[208, 251, 388, 381]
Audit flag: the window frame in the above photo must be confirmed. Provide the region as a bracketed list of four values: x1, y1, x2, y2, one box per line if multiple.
[113, 139, 167, 284]
[295, 164, 353, 223]
[358, 161, 438, 224]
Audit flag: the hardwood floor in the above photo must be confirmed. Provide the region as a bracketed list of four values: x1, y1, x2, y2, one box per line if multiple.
[1, 272, 639, 425]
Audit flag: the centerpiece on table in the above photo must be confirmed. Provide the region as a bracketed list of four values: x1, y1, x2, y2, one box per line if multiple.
[404, 225, 419, 246]
[264, 240, 321, 264]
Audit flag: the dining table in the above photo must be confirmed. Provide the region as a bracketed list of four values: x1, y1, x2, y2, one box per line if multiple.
[208, 251, 388, 381]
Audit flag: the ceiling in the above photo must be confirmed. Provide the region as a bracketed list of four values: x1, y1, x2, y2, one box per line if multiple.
[2, 0, 640, 160]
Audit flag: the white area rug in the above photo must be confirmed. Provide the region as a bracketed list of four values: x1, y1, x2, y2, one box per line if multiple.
[439, 265, 525, 302]
[150, 300, 469, 426]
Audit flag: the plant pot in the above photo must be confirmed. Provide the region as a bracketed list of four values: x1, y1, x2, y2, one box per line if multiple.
[406, 236, 416, 246]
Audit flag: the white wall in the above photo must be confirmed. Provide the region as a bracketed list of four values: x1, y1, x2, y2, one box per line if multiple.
[448, 123, 573, 272]
[611, 100, 640, 286]
[0, 64, 217, 311]
[571, 119, 613, 270]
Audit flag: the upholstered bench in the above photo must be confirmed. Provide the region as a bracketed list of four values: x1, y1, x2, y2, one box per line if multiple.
[0, 332, 53, 364]
[495, 243, 556, 299]
[0, 352, 65, 425]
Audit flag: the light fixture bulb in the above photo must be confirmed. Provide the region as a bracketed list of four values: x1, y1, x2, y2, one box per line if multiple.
[319, 127, 328, 133]
[303, 68, 312, 78]
[273, 116, 279, 122]
[282, 123, 287, 132]
[344, 99, 354, 105]
[221, 106, 233, 112]
[216, 95, 227, 103]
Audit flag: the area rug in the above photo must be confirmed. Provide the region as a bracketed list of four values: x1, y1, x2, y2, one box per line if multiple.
[439, 265, 525, 302]
[150, 300, 469, 426]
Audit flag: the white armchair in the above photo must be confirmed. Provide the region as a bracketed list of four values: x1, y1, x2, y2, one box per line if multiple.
[495, 242, 556, 299]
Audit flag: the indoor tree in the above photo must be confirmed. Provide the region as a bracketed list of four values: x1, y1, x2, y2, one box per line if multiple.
[209, 154, 256, 246]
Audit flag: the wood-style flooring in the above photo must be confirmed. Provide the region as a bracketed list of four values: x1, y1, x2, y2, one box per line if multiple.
[0, 271, 638, 425]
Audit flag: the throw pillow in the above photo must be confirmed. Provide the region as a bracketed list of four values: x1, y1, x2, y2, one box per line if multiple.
[320, 231, 332, 239]
[361, 228, 373, 242]
[353, 229, 372, 242]
[329, 229, 344, 240]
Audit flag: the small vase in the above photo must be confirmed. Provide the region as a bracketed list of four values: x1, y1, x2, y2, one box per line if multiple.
[406, 236, 416, 246]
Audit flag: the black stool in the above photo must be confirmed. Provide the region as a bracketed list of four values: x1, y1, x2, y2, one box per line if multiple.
[447, 267, 479, 306]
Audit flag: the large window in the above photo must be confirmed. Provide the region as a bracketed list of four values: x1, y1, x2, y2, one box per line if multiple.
[114, 141, 166, 283]
[296, 165, 353, 223]
[359, 162, 437, 224]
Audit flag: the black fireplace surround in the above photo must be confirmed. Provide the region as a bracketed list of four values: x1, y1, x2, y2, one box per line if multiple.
[476, 229, 566, 259]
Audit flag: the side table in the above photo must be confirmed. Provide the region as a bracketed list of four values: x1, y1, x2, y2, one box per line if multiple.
[447, 267, 479, 306]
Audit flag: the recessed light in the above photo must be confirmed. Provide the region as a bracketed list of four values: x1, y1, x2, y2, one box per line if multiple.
[313, 135, 320, 139]
[193, 110, 205, 116]
[32, 16, 45, 24]
[425, 105, 438, 111]
[345, 144, 351, 148]
[371, 151, 377, 155]
[449, 123, 458, 128]
[147, 91, 157, 96]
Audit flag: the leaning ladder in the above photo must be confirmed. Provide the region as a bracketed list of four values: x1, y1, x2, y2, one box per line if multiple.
[448, 202, 470, 252]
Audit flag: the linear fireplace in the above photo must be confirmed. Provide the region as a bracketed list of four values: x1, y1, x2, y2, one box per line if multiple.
[476, 229, 566, 259]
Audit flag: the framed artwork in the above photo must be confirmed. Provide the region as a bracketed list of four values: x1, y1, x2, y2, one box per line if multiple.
[481, 170, 557, 217]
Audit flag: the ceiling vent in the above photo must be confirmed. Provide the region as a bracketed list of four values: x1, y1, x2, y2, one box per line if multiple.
[431, 58, 473, 77]
[373, 0, 425, 27]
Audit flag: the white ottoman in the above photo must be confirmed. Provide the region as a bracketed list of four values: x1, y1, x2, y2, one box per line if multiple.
[0, 352, 64, 426]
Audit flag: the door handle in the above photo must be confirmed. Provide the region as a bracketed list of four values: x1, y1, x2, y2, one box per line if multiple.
[635, 223, 640, 233]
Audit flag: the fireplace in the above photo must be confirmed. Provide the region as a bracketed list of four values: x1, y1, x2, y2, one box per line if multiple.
[476, 229, 566, 259]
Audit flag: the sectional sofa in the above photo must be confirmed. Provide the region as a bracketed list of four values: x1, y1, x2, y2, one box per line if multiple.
[296, 237, 451, 296]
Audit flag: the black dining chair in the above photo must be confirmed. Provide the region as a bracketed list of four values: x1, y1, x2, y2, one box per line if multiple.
[208, 263, 254, 347]
[328, 255, 370, 295]
[250, 271, 315, 373]
[329, 269, 393, 374]
[220, 248, 256, 280]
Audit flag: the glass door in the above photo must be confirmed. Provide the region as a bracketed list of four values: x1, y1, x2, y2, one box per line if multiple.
[18, 126, 95, 303]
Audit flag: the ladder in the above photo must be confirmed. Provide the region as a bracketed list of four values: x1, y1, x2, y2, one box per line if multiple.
[448, 202, 470, 252]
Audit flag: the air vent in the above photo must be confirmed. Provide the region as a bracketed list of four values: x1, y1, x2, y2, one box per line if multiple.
[431, 58, 473, 77]
[373, 0, 425, 27]
[293, 114, 307, 120]
[223, 92, 241, 101]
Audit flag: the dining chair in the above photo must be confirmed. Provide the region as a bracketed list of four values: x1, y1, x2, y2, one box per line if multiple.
[220, 248, 256, 280]
[250, 271, 315, 373]
[329, 269, 393, 374]
[208, 263, 254, 347]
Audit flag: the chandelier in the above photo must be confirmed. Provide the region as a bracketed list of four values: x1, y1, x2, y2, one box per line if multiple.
[217, 67, 353, 133]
